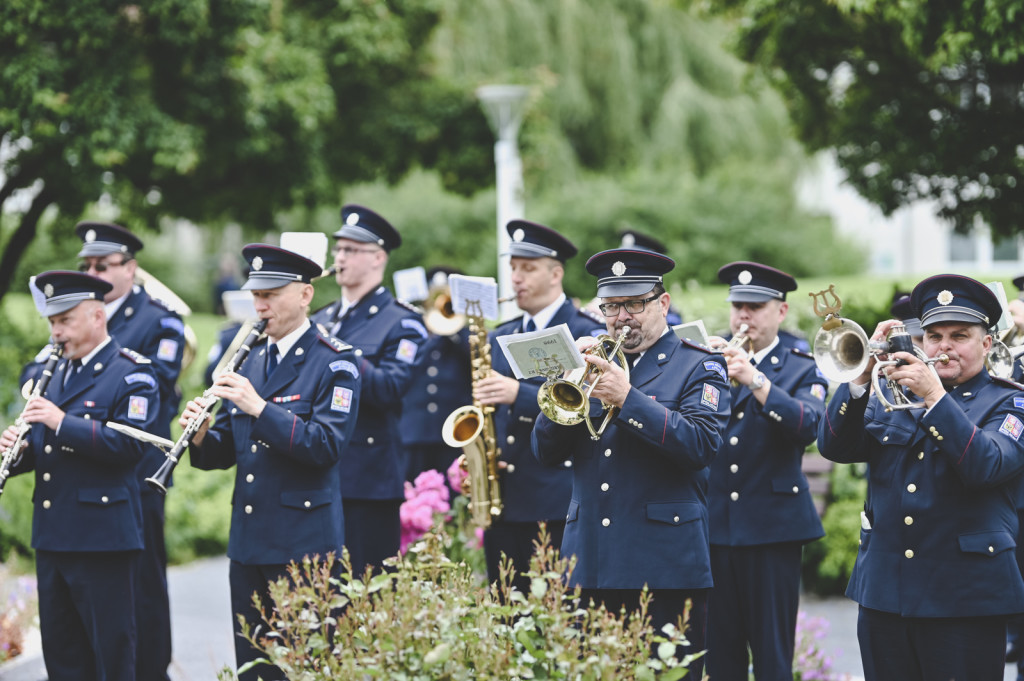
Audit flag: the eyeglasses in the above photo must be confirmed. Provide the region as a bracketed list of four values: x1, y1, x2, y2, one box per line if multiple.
[332, 246, 380, 257]
[77, 259, 130, 273]
[598, 293, 661, 317]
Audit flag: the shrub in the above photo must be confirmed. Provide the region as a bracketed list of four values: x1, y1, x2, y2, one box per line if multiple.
[0, 562, 37, 663]
[233, 529, 700, 680]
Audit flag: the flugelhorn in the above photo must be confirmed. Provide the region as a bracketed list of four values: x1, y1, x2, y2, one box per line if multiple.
[145, 319, 268, 494]
[809, 285, 948, 411]
[537, 326, 631, 441]
[0, 343, 64, 497]
[710, 323, 751, 387]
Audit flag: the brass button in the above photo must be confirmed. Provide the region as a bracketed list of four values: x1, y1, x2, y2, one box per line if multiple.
[792, 486, 799, 493]
[507, 435, 515, 445]
[918, 452, 924, 460]
[42, 473, 50, 482]
[563, 460, 572, 467]
[736, 411, 744, 420]
[673, 515, 680, 523]
[506, 463, 516, 473]
[989, 546, 995, 553]
[101, 496, 109, 503]
[600, 483, 609, 491]
[905, 549, 914, 559]
[601, 518, 611, 527]
[246, 474, 254, 483]
[904, 516, 913, 525]
[907, 483, 917, 493]
[304, 500, 311, 508]
[44, 445, 52, 454]
[244, 505, 253, 514]
[231, 408, 238, 414]
[251, 444, 258, 453]
[729, 436, 739, 445]
[42, 500, 51, 509]
[604, 449, 612, 457]
[83, 414, 91, 420]
[730, 464, 739, 473]
[730, 492, 739, 501]
[367, 437, 375, 445]
[882, 436, 888, 442]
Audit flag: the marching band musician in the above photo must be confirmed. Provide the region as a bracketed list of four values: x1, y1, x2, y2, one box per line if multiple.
[182, 245, 360, 681]
[705, 262, 827, 681]
[532, 248, 730, 679]
[1, 271, 160, 681]
[74, 221, 185, 681]
[817, 274, 1024, 681]
[400, 266, 472, 480]
[476, 220, 605, 591]
[309, 204, 426, 575]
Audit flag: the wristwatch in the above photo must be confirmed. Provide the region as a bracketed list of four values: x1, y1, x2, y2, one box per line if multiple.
[749, 371, 767, 391]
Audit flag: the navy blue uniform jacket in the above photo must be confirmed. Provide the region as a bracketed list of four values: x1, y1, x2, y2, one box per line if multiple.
[818, 370, 1024, 617]
[14, 341, 159, 552]
[400, 328, 471, 448]
[709, 347, 826, 545]
[491, 300, 606, 522]
[189, 326, 360, 565]
[311, 286, 425, 500]
[533, 333, 731, 589]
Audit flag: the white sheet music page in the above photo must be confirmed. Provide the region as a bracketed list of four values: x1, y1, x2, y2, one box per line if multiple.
[449, 274, 500, 319]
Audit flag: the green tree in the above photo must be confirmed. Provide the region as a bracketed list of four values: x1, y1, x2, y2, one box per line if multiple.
[724, 0, 1024, 237]
[0, 0, 491, 303]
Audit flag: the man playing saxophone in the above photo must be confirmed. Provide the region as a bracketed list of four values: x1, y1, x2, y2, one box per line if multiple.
[182, 245, 360, 681]
[1, 270, 160, 681]
[475, 219, 604, 591]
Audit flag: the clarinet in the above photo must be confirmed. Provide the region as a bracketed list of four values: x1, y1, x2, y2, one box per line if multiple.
[0, 343, 65, 497]
[145, 319, 268, 494]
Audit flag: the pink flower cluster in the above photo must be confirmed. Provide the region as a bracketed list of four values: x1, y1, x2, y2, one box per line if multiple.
[446, 457, 468, 495]
[399, 469, 451, 553]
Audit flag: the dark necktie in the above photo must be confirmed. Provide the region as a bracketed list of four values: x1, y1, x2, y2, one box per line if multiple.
[266, 344, 278, 378]
[64, 359, 81, 388]
[524, 318, 537, 333]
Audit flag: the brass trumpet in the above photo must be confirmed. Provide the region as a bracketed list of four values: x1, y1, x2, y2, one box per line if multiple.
[537, 326, 631, 441]
[710, 323, 751, 387]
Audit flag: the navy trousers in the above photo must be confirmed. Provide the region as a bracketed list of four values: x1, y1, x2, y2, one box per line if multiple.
[484, 519, 566, 593]
[341, 497, 401, 576]
[858, 606, 1007, 681]
[36, 549, 139, 681]
[707, 542, 802, 681]
[136, 491, 172, 681]
[229, 561, 289, 681]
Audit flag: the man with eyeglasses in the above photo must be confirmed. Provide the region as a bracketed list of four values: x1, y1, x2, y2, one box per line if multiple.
[531, 248, 730, 678]
[476, 220, 604, 592]
[310, 204, 426, 575]
[704, 261, 827, 681]
[71, 222, 183, 681]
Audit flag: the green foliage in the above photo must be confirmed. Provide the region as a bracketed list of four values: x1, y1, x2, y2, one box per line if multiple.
[728, 0, 1024, 237]
[234, 530, 699, 680]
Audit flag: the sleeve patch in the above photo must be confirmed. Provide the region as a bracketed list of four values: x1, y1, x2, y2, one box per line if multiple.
[127, 396, 149, 421]
[701, 383, 721, 411]
[124, 372, 157, 388]
[329, 359, 359, 378]
[157, 338, 179, 361]
[331, 386, 353, 413]
[401, 318, 429, 339]
[703, 361, 727, 382]
[1000, 414, 1023, 441]
[160, 317, 185, 335]
[810, 384, 827, 401]
[396, 338, 419, 364]
[1014, 396, 1024, 410]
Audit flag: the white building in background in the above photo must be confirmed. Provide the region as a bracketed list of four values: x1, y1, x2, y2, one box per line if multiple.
[797, 152, 1024, 277]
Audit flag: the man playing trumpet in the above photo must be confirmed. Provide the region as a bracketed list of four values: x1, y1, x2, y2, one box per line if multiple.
[705, 262, 827, 681]
[818, 274, 1024, 681]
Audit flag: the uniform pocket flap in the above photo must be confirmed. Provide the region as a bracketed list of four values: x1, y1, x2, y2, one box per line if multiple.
[646, 501, 702, 526]
[958, 530, 1015, 556]
[565, 499, 579, 523]
[78, 487, 130, 506]
[771, 477, 809, 494]
[281, 489, 333, 510]
[865, 419, 916, 446]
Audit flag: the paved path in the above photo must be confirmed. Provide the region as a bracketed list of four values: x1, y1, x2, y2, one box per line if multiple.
[2, 556, 1021, 680]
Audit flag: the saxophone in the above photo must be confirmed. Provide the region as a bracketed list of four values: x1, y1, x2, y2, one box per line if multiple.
[441, 300, 502, 528]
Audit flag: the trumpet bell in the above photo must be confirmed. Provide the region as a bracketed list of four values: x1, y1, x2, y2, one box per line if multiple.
[986, 339, 1015, 380]
[424, 289, 466, 336]
[812, 321, 870, 383]
[537, 378, 588, 426]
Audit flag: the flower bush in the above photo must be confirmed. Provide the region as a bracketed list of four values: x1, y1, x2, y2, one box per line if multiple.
[400, 469, 452, 554]
[0, 563, 36, 663]
[235, 529, 700, 680]
[793, 611, 837, 681]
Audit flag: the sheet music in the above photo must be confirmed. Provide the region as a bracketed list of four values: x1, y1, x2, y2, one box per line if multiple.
[495, 323, 586, 380]
[987, 281, 1012, 333]
[449, 274, 500, 319]
[672, 319, 709, 347]
[393, 266, 429, 303]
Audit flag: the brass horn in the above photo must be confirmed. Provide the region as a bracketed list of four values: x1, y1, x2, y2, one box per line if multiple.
[423, 286, 466, 336]
[537, 326, 631, 441]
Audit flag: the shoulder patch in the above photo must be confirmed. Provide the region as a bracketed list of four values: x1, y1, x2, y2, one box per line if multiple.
[396, 338, 419, 364]
[700, 383, 721, 410]
[395, 298, 424, 314]
[703, 360, 727, 382]
[999, 414, 1024, 441]
[33, 343, 54, 363]
[580, 307, 604, 325]
[316, 331, 351, 353]
[125, 372, 157, 388]
[810, 384, 827, 401]
[1014, 396, 1024, 410]
[401, 318, 429, 339]
[790, 347, 814, 360]
[330, 359, 360, 378]
[159, 317, 186, 335]
[127, 395, 149, 421]
[120, 348, 152, 364]
[681, 338, 716, 355]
